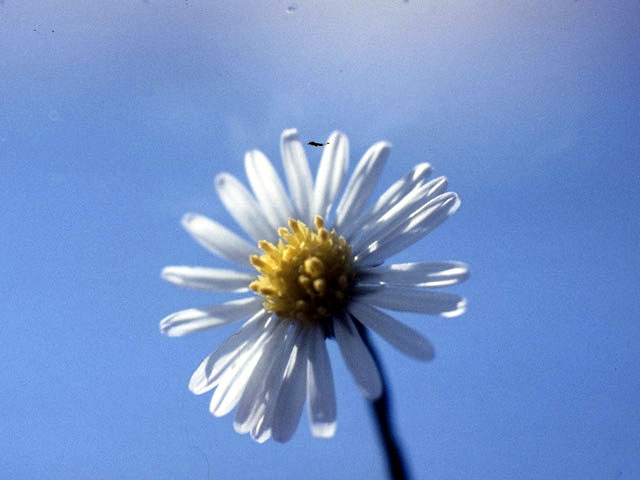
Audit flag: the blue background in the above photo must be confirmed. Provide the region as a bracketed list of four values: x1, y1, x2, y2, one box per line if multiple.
[1, 1, 639, 478]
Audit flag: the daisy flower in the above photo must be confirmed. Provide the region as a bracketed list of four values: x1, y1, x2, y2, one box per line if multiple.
[161, 129, 468, 443]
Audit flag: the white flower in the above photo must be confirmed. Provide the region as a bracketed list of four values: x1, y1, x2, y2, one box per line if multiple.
[161, 129, 468, 443]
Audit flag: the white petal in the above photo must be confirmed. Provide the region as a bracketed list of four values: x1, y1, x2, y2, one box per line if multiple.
[359, 261, 470, 288]
[281, 129, 314, 224]
[181, 213, 259, 268]
[159, 296, 263, 337]
[306, 326, 337, 438]
[335, 141, 390, 230]
[245, 149, 293, 231]
[348, 301, 435, 360]
[334, 314, 382, 400]
[355, 192, 460, 267]
[209, 352, 258, 417]
[233, 320, 292, 433]
[209, 322, 275, 417]
[189, 311, 269, 395]
[313, 131, 349, 220]
[214, 173, 275, 242]
[249, 324, 303, 442]
[161, 266, 253, 292]
[343, 162, 432, 240]
[354, 285, 467, 317]
[271, 327, 311, 443]
[352, 176, 448, 254]
[368, 162, 433, 217]
[251, 427, 271, 444]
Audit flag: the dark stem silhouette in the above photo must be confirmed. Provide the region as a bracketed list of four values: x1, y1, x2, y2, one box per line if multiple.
[356, 320, 411, 480]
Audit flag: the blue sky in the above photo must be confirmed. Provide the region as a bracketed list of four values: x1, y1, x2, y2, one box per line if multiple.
[1, 1, 639, 478]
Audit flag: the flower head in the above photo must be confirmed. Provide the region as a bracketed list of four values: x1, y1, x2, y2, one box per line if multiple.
[161, 129, 468, 443]
[249, 216, 355, 323]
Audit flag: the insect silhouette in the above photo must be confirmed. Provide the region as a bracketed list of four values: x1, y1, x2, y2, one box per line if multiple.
[307, 141, 330, 147]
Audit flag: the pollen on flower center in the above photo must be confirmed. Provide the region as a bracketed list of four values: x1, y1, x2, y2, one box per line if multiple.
[249, 216, 355, 324]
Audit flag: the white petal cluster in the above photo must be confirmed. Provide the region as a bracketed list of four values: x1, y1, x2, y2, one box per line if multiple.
[161, 129, 468, 442]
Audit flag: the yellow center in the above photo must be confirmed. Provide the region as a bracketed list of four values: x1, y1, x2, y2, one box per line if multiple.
[249, 216, 355, 324]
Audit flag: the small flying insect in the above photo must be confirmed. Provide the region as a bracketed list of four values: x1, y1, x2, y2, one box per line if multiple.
[307, 141, 330, 147]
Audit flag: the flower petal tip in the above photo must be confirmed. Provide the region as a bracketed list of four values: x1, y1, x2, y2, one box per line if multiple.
[311, 422, 337, 439]
[363, 384, 383, 401]
[233, 421, 252, 435]
[188, 371, 207, 395]
[180, 212, 199, 229]
[159, 311, 188, 337]
[160, 267, 171, 281]
[376, 140, 392, 151]
[442, 298, 467, 318]
[281, 128, 299, 140]
[416, 343, 436, 362]
[213, 172, 229, 188]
